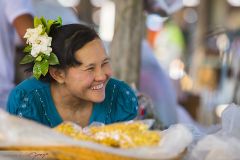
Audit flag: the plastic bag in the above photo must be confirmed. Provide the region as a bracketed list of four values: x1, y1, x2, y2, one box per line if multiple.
[0, 109, 192, 160]
[188, 103, 240, 160]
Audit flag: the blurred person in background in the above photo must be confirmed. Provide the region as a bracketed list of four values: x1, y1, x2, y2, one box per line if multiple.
[0, 0, 33, 109]
[140, 40, 197, 129]
[140, 40, 178, 128]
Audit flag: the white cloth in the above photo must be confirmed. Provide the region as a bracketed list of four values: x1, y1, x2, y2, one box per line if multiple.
[32, 0, 80, 25]
[0, 0, 33, 109]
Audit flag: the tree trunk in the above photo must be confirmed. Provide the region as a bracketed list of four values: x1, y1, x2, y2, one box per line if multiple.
[189, 0, 208, 91]
[110, 0, 144, 88]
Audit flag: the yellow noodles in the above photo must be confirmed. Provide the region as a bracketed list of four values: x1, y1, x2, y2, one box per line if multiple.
[54, 121, 160, 148]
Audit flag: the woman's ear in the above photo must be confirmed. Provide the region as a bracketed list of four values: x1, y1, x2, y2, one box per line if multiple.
[49, 67, 65, 84]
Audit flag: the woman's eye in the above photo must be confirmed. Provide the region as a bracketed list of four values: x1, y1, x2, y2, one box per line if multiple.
[102, 61, 109, 66]
[86, 68, 94, 71]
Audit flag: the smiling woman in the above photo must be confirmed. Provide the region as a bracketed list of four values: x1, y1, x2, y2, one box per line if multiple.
[7, 19, 138, 128]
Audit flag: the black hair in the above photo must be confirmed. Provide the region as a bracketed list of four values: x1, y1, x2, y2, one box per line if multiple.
[33, 24, 99, 82]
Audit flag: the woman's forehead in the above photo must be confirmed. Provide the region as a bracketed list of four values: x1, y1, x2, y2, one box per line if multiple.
[75, 39, 108, 63]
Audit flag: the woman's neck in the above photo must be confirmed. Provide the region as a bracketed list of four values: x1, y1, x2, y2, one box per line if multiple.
[50, 82, 93, 127]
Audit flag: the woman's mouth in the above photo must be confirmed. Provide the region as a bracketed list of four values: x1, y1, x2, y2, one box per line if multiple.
[91, 83, 104, 90]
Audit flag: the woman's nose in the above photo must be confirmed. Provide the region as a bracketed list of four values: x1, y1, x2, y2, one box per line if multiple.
[94, 68, 106, 81]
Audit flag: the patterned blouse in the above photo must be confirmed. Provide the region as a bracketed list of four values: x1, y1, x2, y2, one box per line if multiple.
[7, 77, 138, 127]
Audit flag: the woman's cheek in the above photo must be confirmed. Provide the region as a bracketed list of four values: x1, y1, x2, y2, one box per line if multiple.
[106, 67, 113, 77]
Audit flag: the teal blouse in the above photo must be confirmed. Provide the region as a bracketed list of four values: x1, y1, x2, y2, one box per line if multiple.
[7, 77, 138, 128]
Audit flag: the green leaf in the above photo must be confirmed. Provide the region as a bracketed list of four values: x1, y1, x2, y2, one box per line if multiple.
[40, 17, 47, 35]
[46, 20, 54, 34]
[23, 45, 32, 53]
[33, 61, 42, 79]
[20, 54, 34, 64]
[34, 17, 42, 28]
[40, 59, 49, 76]
[48, 53, 59, 65]
[53, 16, 62, 27]
[57, 16, 62, 25]
[36, 55, 42, 62]
[42, 54, 49, 60]
[33, 60, 49, 79]
[40, 17, 47, 28]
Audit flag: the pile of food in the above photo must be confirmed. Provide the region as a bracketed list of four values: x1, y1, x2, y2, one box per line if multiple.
[54, 121, 161, 148]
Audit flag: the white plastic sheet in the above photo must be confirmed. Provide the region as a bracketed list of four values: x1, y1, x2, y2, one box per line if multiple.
[0, 109, 193, 160]
[188, 103, 240, 160]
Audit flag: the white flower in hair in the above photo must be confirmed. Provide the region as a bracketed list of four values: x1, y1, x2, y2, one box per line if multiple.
[24, 24, 43, 45]
[30, 34, 52, 57]
[24, 25, 52, 57]
[20, 16, 62, 80]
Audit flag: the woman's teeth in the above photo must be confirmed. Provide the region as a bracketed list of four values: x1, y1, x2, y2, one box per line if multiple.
[91, 83, 104, 90]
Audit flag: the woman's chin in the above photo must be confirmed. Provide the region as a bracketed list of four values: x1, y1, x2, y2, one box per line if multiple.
[92, 96, 105, 103]
[89, 86, 106, 102]
[90, 92, 105, 103]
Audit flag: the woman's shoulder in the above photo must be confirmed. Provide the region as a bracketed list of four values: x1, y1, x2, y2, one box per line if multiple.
[106, 78, 132, 90]
[105, 78, 138, 122]
[14, 77, 48, 93]
[7, 77, 51, 124]
[7, 77, 49, 112]
[106, 78, 137, 98]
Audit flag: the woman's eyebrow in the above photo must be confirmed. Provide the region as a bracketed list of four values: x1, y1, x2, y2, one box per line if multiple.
[84, 63, 95, 68]
[103, 57, 111, 62]
[83, 57, 110, 68]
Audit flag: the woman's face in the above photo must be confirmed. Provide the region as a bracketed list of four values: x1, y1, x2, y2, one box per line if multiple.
[62, 39, 112, 103]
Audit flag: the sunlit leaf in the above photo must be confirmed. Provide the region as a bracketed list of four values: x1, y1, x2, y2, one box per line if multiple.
[34, 17, 42, 28]
[36, 55, 42, 62]
[46, 20, 54, 34]
[40, 59, 49, 76]
[40, 16, 47, 28]
[33, 61, 42, 79]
